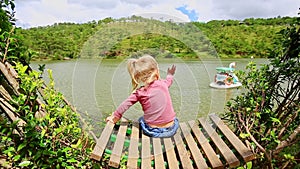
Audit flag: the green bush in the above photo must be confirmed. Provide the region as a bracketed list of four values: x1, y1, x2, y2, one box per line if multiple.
[223, 15, 299, 168]
[0, 63, 95, 168]
[0, 1, 99, 167]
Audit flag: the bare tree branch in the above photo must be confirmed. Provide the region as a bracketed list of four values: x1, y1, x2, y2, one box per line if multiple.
[3, 27, 15, 62]
[237, 112, 273, 168]
[275, 123, 300, 153]
[278, 110, 298, 139]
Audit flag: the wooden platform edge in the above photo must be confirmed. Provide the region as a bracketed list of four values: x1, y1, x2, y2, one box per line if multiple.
[90, 121, 115, 161]
[90, 115, 256, 168]
[209, 114, 256, 162]
[187, 120, 224, 169]
[198, 117, 241, 167]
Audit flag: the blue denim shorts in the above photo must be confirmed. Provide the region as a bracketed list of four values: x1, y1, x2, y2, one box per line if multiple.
[138, 117, 179, 138]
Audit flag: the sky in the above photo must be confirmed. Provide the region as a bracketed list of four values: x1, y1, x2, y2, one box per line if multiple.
[14, 0, 300, 28]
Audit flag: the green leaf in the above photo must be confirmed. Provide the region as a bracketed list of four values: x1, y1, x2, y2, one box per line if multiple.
[270, 130, 276, 137]
[284, 154, 294, 160]
[239, 133, 250, 139]
[62, 162, 67, 167]
[28, 149, 32, 156]
[18, 161, 32, 167]
[66, 158, 77, 163]
[61, 147, 71, 152]
[71, 139, 82, 148]
[10, 1, 15, 10]
[255, 112, 261, 118]
[54, 127, 63, 134]
[270, 117, 281, 124]
[3, 146, 15, 154]
[2, 136, 8, 141]
[19, 64, 28, 74]
[246, 161, 252, 169]
[13, 155, 21, 161]
[17, 142, 27, 151]
[41, 128, 47, 137]
[39, 142, 46, 147]
[66, 166, 75, 169]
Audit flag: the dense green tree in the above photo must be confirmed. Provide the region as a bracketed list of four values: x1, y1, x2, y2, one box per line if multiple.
[194, 21, 287, 58]
[16, 16, 297, 60]
[0, 0, 30, 63]
[16, 22, 100, 60]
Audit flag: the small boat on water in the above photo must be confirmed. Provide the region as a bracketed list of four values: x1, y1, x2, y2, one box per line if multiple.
[209, 62, 242, 89]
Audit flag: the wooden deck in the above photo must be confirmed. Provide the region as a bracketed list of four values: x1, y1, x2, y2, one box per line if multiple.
[91, 114, 255, 169]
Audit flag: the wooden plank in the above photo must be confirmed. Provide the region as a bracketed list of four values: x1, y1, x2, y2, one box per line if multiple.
[109, 121, 128, 168]
[0, 98, 26, 126]
[153, 138, 165, 169]
[163, 137, 179, 169]
[0, 98, 25, 136]
[5, 62, 18, 78]
[127, 122, 140, 169]
[188, 120, 224, 169]
[141, 132, 151, 169]
[0, 98, 17, 122]
[198, 117, 240, 168]
[209, 114, 256, 162]
[0, 61, 19, 94]
[0, 85, 12, 101]
[173, 129, 193, 169]
[179, 122, 208, 169]
[90, 121, 115, 161]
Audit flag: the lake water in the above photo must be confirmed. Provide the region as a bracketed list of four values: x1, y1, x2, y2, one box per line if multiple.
[31, 58, 268, 130]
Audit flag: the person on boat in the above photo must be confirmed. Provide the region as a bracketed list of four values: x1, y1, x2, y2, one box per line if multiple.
[228, 62, 239, 83]
[229, 62, 236, 70]
[106, 54, 179, 138]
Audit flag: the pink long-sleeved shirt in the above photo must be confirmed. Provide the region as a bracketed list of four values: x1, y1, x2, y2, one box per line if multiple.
[113, 75, 176, 125]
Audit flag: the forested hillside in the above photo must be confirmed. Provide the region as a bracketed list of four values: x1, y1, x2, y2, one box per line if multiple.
[16, 16, 297, 60]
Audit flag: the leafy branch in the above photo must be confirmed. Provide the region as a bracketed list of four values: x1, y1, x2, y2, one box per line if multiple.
[223, 15, 300, 168]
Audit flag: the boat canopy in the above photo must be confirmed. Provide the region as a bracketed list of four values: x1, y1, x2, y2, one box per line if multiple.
[216, 67, 235, 73]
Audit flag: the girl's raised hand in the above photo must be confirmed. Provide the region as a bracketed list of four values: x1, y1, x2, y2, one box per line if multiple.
[167, 65, 176, 75]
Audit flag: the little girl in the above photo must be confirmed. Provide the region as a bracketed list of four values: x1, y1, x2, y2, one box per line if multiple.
[106, 54, 179, 138]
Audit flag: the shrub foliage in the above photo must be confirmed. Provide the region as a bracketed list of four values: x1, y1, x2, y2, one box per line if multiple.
[223, 14, 299, 168]
[1, 1, 95, 168]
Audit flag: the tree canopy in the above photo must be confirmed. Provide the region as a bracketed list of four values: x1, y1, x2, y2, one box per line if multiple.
[15, 16, 298, 60]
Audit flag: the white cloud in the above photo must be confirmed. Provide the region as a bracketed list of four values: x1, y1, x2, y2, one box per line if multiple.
[212, 0, 300, 20]
[14, 0, 300, 28]
[120, 0, 162, 7]
[68, 0, 119, 9]
[132, 1, 191, 22]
